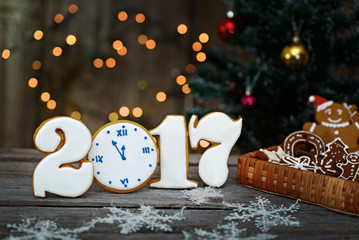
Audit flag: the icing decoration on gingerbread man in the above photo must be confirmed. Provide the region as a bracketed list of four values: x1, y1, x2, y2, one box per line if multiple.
[316, 138, 348, 176]
[303, 95, 359, 153]
[337, 153, 359, 181]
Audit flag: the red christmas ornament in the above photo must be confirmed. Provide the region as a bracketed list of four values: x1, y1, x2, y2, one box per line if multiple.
[241, 94, 257, 110]
[217, 17, 243, 41]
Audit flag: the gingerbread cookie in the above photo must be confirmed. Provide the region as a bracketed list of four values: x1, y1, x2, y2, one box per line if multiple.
[303, 95, 359, 152]
[283, 130, 325, 157]
[33, 117, 94, 198]
[315, 138, 348, 176]
[259, 146, 286, 163]
[279, 155, 318, 171]
[88, 121, 158, 193]
[337, 153, 359, 181]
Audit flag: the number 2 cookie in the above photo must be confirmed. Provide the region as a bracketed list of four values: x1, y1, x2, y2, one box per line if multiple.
[88, 121, 158, 193]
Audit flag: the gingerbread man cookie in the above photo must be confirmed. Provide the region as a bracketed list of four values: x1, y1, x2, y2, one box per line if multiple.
[303, 95, 359, 153]
[337, 153, 359, 181]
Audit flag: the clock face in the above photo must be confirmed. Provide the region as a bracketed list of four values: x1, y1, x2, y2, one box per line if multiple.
[88, 121, 158, 193]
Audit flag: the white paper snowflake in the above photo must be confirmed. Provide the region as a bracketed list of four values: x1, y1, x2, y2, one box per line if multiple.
[223, 196, 300, 232]
[183, 222, 277, 240]
[181, 187, 223, 205]
[6, 218, 92, 240]
[90, 204, 185, 234]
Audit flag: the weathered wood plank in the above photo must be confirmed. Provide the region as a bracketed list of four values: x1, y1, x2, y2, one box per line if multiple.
[2, 148, 359, 239]
[1, 206, 359, 240]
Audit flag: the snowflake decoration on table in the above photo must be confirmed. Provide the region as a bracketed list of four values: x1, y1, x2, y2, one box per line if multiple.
[223, 196, 300, 232]
[183, 222, 277, 240]
[6, 218, 92, 240]
[181, 187, 223, 205]
[90, 204, 185, 234]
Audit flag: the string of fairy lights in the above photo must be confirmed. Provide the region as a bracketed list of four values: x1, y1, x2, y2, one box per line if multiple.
[1, 3, 210, 122]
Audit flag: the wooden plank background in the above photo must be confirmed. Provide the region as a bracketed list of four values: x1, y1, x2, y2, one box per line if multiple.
[1, 148, 359, 239]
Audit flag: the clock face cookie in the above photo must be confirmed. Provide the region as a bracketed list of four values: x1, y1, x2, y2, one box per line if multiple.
[88, 121, 158, 193]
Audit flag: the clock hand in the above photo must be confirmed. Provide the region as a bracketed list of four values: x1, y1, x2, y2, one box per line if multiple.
[120, 145, 126, 159]
[112, 140, 126, 160]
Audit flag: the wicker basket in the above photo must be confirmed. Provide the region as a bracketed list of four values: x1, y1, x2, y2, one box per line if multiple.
[237, 145, 359, 215]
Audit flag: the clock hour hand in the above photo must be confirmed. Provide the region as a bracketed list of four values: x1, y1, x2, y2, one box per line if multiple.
[112, 140, 126, 160]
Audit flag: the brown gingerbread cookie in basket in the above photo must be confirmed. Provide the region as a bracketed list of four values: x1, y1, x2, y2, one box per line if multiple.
[303, 95, 359, 153]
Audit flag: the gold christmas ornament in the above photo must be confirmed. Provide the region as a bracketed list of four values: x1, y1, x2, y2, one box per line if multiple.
[280, 36, 309, 70]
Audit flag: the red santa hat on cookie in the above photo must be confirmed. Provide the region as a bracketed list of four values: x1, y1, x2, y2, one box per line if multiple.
[308, 95, 334, 112]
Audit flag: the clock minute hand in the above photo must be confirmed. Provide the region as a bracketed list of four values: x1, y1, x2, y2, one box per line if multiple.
[112, 140, 126, 160]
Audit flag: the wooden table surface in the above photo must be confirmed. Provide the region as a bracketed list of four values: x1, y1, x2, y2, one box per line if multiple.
[1, 148, 359, 239]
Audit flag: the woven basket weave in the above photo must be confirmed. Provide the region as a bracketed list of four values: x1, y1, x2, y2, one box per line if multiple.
[237, 145, 359, 215]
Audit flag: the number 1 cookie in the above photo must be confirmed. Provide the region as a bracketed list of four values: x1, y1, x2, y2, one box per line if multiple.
[88, 121, 158, 193]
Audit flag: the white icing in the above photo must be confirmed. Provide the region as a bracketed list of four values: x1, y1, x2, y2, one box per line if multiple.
[334, 130, 339, 135]
[89, 121, 158, 192]
[260, 147, 286, 163]
[316, 101, 333, 112]
[328, 117, 342, 123]
[321, 121, 349, 128]
[188, 112, 242, 187]
[33, 117, 93, 197]
[355, 122, 359, 130]
[309, 123, 316, 132]
[149, 115, 198, 189]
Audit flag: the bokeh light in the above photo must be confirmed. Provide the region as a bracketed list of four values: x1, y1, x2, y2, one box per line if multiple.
[33, 30, 43, 40]
[68, 4, 79, 14]
[138, 34, 148, 45]
[113, 40, 123, 50]
[40, 92, 51, 102]
[146, 39, 156, 50]
[196, 52, 206, 62]
[156, 92, 167, 102]
[32, 60, 42, 70]
[132, 107, 143, 118]
[176, 75, 186, 85]
[182, 84, 191, 94]
[185, 64, 196, 74]
[66, 35, 77, 45]
[70, 111, 81, 120]
[108, 112, 119, 121]
[28, 78, 38, 88]
[52, 47, 62, 57]
[137, 80, 148, 90]
[177, 24, 188, 34]
[106, 58, 116, 68]
[227, 11, 234, 18]
[119, 106, 130, 117]
[93, 58, 103, 68]
[118, 11, 128, 21]
[54, 14, 64, 24]
[199, 33, 209, 43]
[117, 46, 127, 56]
[47, 100, 56, 110]
[135, 13, 145, 23]
[192, 42, 202, 52]
[2, 49, 10, 59]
